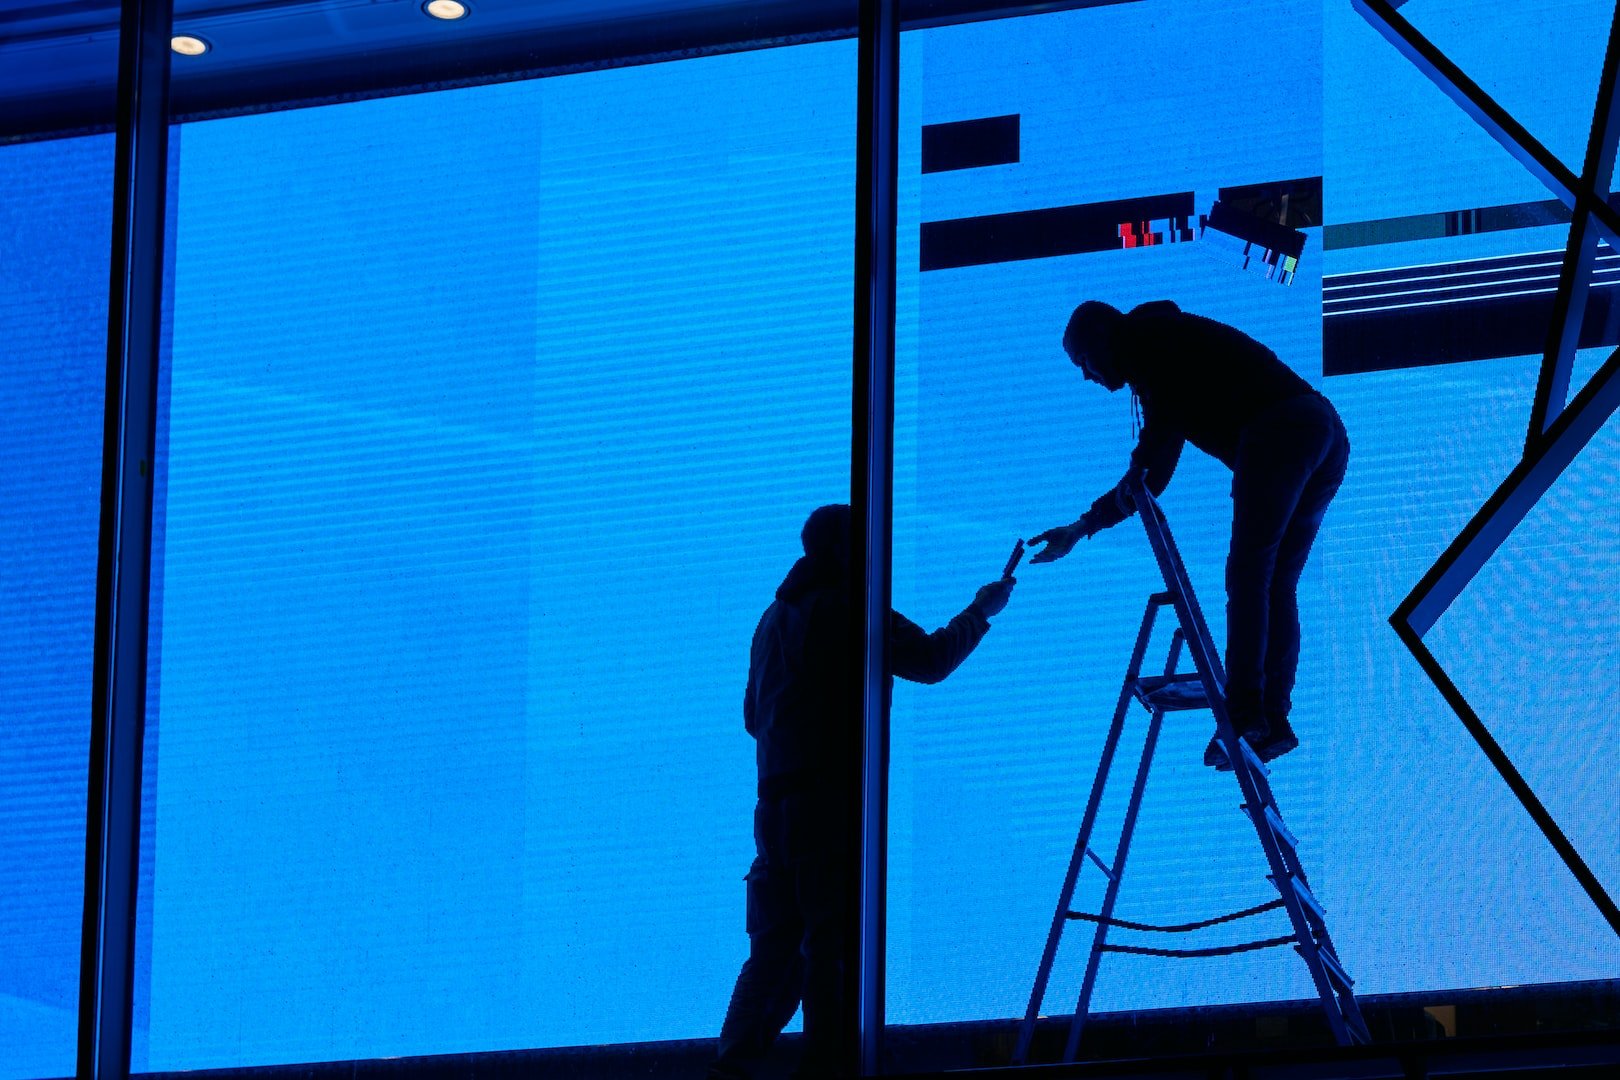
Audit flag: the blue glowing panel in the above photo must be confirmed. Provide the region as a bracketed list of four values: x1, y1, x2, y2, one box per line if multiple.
[1422, 375, 1620, 910]
[136, 44, 852, 1070]
[0, 133, 110, 1079]
[1396, 0, 1613, 174]
[889, 0, 1620, 1027]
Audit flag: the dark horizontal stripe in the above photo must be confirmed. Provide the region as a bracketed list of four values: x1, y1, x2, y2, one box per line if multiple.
[921, 114, 1020, 173]
[1216, 176, 1321, 228]
[1324, 279, 1620, 375]
[1324, 198, 1574, 250]
[920, 191, 1195, 271]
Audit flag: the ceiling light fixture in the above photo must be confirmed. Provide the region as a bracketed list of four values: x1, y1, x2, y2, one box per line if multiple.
[424, 0, 468, 19]
[170, 35, 210, 56]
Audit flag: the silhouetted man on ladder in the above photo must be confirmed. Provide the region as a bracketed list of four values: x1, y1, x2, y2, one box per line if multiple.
[1030, 300, 1349, 767]
[711, 504, 1015, 1080]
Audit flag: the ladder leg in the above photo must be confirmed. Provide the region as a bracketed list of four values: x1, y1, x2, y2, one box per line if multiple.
[1014, 597, 1165, 1066]
[1064, 703, 1167, 1062]
[1227, 710, 1369, 1045]
[1062, 633, 1184, 1062]
[1232, 745, 1348, 1042]
[1258, 817, 1372, 1043]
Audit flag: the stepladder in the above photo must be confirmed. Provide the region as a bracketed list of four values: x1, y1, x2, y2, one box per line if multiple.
[1012, 478, 1370, 1065]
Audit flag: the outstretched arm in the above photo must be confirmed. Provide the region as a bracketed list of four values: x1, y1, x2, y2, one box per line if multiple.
[1030, 421, 1183, 563]
[889, 578, 1013, 684]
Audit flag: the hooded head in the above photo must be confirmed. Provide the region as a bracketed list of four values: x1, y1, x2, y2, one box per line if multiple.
[776, 503, 853, 602]
[800, 503, 853, 572]
[1062, 300, 1128, 391]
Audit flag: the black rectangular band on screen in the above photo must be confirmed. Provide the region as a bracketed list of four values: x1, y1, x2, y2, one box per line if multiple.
[921, 114, 1020, 173]
[920, 191, 1196, 271]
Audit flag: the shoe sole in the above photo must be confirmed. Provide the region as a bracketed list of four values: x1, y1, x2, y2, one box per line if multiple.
[1206, 727, 1273, 772]
[1257, 734, 1299, 763]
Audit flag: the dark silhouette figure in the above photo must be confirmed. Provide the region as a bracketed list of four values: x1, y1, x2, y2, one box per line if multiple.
[713, 504, 1014, 1080]
[1029, 300, 1348, 766]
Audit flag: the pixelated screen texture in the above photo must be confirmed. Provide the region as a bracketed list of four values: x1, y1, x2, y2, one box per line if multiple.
[0, 133, 111, 1080]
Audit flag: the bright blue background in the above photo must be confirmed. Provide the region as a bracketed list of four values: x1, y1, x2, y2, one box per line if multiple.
[2, 2, 1617, 1076]
[888, 0, 1619, 1027]
[131, 45, 853, 1070]
[0, 134, 109, 1080]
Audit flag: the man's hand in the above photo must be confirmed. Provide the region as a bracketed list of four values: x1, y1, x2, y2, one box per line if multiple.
[1028, 520, 1089, 564]
[1112, 463, 1149, 516]
[972, 577, 1015, 618]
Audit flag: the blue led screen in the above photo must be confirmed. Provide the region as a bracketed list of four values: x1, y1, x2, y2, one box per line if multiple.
[0, 133, 111, 1080]
[888, 0, 1619, 1026]
[5, 1, 1618, 1074]
[133, 47, 852, 1070]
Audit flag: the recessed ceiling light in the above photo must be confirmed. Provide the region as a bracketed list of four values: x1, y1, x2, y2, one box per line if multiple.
[424, 0, 468, 19]
[170, 35, 210, 56]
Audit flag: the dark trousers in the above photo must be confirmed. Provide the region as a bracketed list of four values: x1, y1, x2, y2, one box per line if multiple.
[713, 792, 853, 1080]
[1224, 392, 1349, 730]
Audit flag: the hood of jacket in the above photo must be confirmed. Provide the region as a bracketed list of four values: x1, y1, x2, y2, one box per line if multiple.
[777, 553, 847, 604]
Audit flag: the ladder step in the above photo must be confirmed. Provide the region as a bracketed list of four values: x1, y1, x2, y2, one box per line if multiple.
[1307, 941, 1357, 992]
[1085, 846, 1115, 880]
[1243, 803, 1299, 852]
[1270, 873, 1328, 926]
[1130, 673, 1209, 712]
[1264, 804, 1298, 851]
[1236, 735, 1270, 776]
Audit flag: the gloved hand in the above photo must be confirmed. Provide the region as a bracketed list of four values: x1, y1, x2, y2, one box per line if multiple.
[972, 577, 1015, 618]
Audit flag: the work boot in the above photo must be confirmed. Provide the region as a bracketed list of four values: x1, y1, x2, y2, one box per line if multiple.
[1203, 720, 1268, 772]
[1256, 717, 1299, 762]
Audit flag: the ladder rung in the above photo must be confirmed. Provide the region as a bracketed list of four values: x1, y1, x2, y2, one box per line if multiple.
[1243, 803, 1298, 851]
[1270, 873, 1327, 925]
[1265, 805, 1298, 851]
[1085, 846, 1115, 881]
[1307, 941, 1357, 991]
[1236, 735, 1270, 776]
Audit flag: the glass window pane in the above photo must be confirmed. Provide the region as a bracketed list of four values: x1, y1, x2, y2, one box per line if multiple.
[135, 12, 854, 1072]
[889, 0, 1618, 1069]
[0, 132, 113, 1080]
[0, 0, 122, 1064]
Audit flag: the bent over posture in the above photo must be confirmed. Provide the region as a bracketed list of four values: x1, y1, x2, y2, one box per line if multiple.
[713, 504, 1014, 1080]
[1030, 300, 1348, 766]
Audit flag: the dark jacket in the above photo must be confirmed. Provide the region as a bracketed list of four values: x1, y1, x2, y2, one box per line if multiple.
[744, 554, 990, 792]
[1083, 300, 1317, 531]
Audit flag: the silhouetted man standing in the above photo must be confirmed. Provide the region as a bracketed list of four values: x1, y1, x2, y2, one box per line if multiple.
[712, 504, 1014, 1080]
[1030, 300, 1348, 767]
